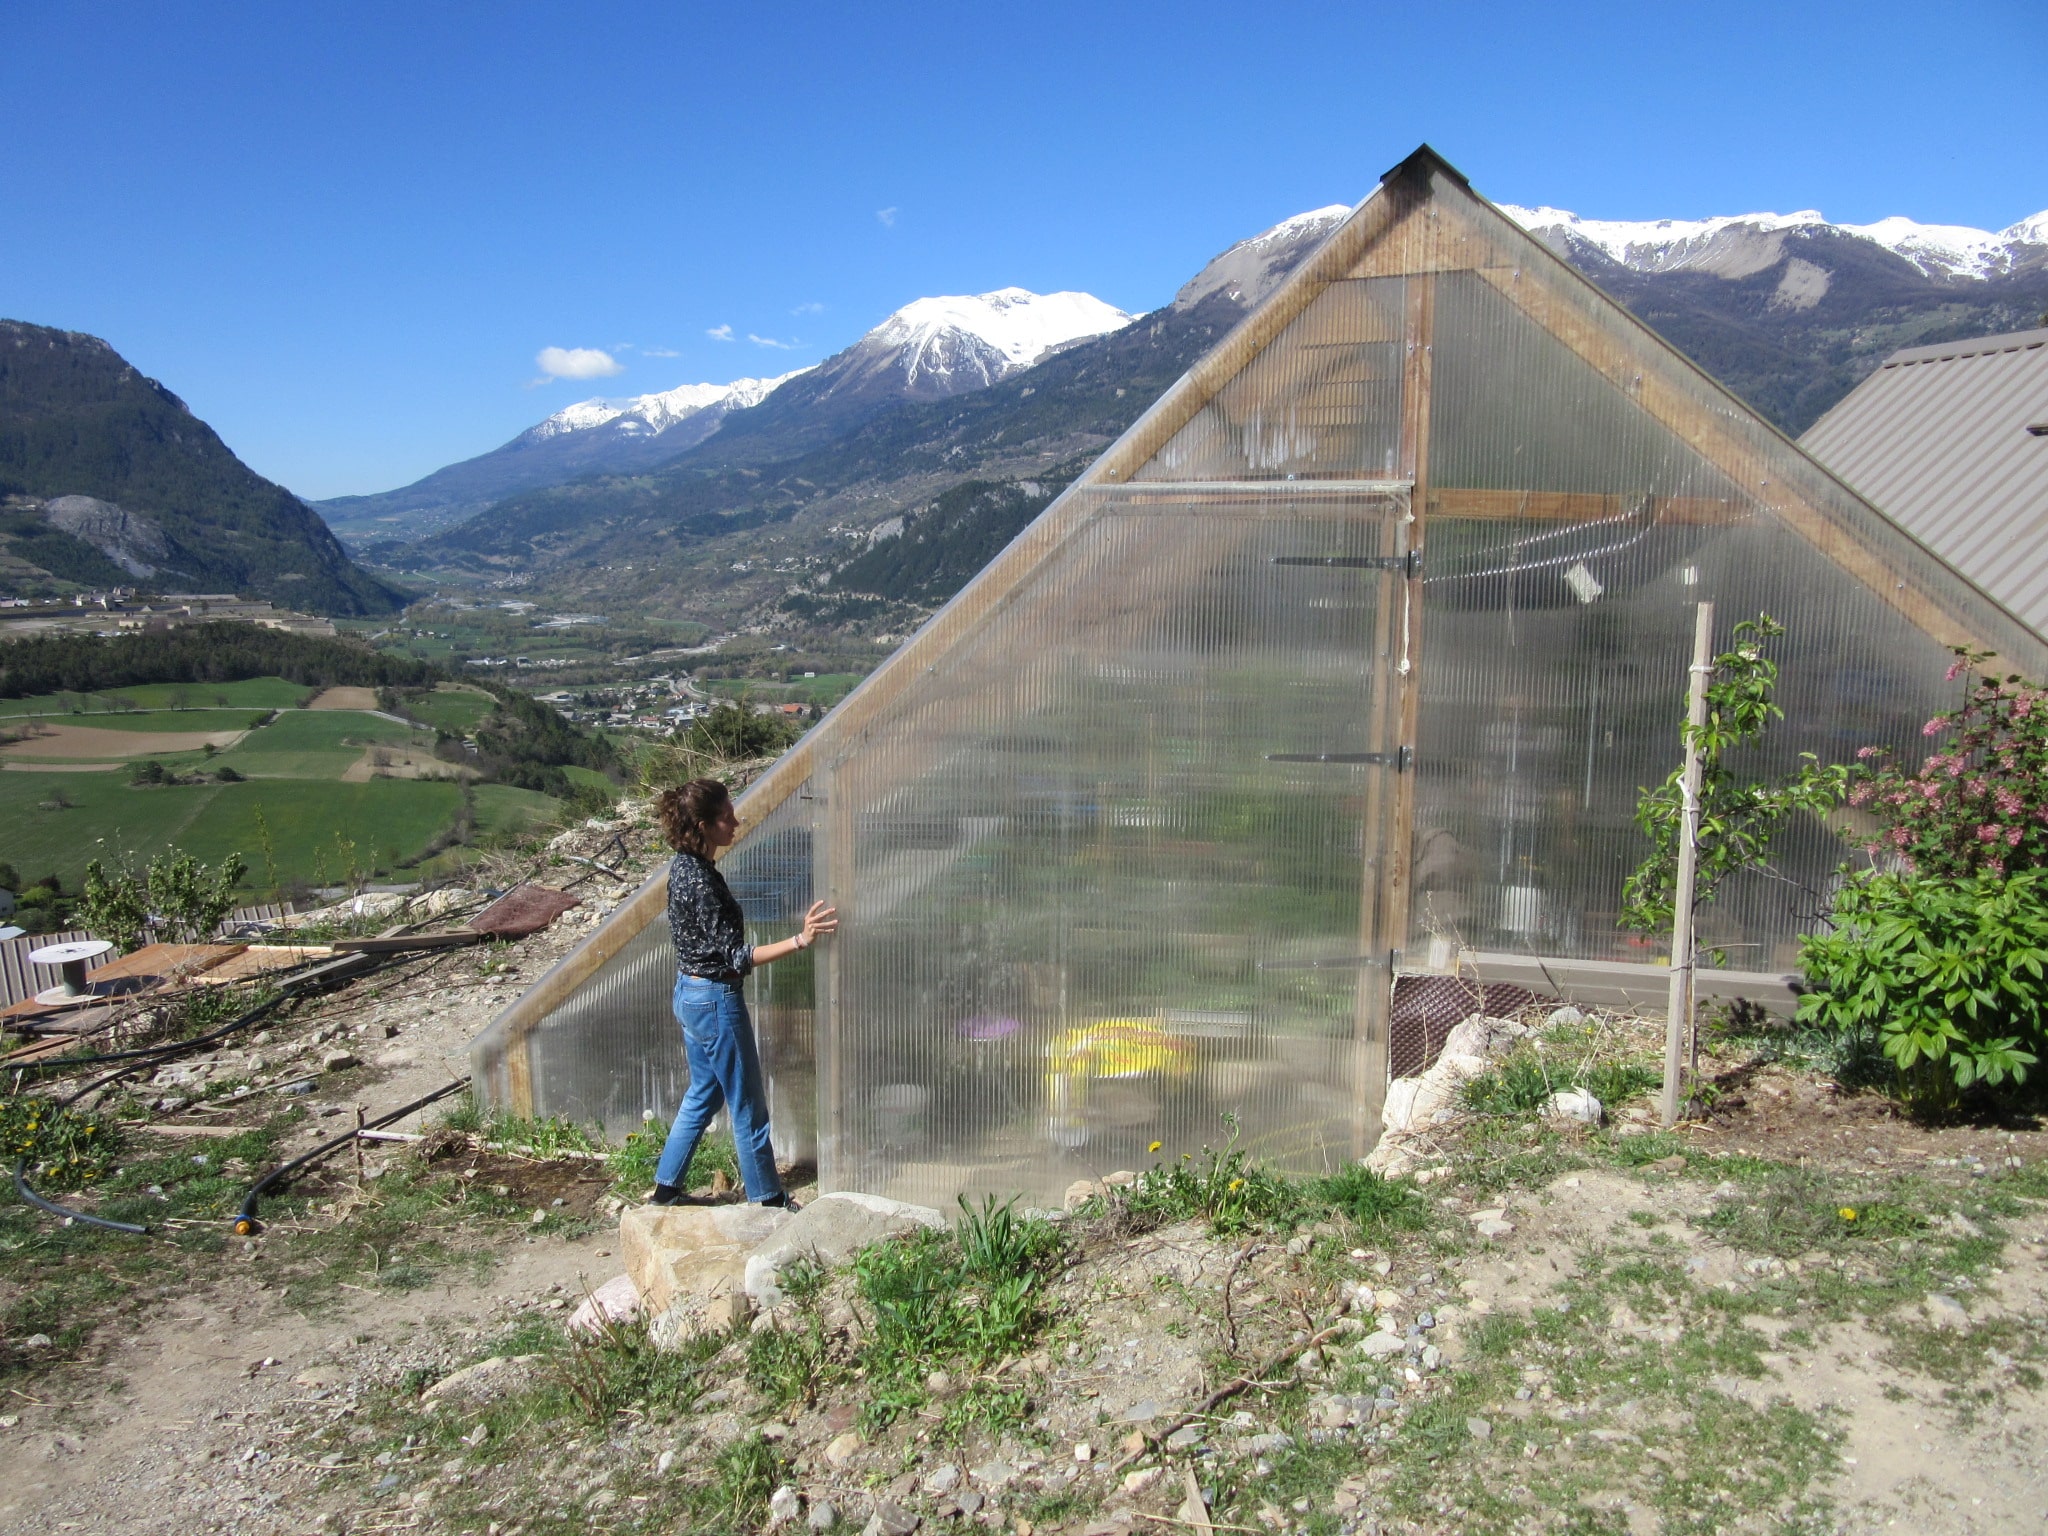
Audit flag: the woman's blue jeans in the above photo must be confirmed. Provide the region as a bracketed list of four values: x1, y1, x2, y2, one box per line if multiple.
[654, 973, 784, 1202]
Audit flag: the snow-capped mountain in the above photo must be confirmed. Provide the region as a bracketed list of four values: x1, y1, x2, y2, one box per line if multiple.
[318, 371, 810, 541]
[807, 287, 1134, 402]
[323, 290, 1133, 544]
[524, 371, 803, 445]
[1501, 204, 2048, 282]
[1173, 206, 1353, 311]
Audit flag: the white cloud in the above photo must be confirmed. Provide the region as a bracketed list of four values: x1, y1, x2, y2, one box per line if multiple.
[642, 345, 681, 358]
[535, 345, 624, 380]
[875, 206, 898, 227]
[706, 323, 735, 342]
[791, 301, 826, 316]
[748, 333, 799, 350]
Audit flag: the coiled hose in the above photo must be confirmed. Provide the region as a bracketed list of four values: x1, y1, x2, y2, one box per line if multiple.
[8, 948, 435, 1235]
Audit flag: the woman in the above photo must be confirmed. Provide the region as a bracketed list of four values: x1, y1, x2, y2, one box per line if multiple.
[649, 777, 836, 1208]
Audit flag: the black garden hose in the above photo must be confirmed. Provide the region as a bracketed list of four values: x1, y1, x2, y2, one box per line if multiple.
[232, 1075, 471, 1236]
[7, 948, 434, 1233]
[8, 951, 375, 1078]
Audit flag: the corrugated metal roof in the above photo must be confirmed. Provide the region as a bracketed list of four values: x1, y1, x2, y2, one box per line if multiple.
[1801, 328, 2048, 641]
[0, 930, 91, 1010]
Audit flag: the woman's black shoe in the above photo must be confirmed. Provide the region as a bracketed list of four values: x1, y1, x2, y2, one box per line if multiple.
[647, 1183, 683, 1206]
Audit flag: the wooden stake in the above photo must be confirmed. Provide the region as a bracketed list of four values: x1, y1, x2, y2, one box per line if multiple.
[1661, 602, 1714, 1127]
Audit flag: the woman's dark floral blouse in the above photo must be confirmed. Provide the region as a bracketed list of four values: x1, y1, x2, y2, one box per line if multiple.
[666, 851, 754, 982]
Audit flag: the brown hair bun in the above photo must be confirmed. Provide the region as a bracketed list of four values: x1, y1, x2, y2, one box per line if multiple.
[655, 778, 732, 858]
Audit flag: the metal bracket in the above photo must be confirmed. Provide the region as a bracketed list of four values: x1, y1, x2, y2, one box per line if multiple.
[1271, 551, 1420, 576]
[1266, 745, 1412, 770]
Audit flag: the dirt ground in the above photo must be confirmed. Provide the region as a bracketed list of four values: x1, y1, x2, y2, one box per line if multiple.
[306, 688, 384, 712]
[0, 723, 247, 758]
[1, 805, 2043, 1536]
[340, 745, 476, 783]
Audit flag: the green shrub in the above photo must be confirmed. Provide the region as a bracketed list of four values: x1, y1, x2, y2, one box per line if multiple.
[0, 1097, 120, 1190]
[80, 847, 247, 951]
[1125, 1118, 1300, 1235]
[1798, 869, 2048, 1112]
[1460, 1055, 1553, 1116]
[1316, 1164, 1427, 1230]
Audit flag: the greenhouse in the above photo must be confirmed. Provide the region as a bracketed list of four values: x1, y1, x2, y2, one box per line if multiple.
[474, 146, 2048, 1208]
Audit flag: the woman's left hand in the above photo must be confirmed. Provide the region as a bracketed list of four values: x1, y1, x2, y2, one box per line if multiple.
[801, 900, 839, 945]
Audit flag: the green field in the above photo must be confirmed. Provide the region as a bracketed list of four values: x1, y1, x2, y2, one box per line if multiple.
[0, 693, 567, 893]
[19, 709, 270, 735]
[211, 709, 422, 779]
[703, 672, 862, 706]
[395, 684, 495, 734]
[471, 783, 562, 839]
[0, 772, 465, 888]
[0, 676, 313, 717]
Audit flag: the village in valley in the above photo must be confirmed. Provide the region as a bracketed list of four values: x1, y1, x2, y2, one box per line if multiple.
[3, 9, 2047, 1536]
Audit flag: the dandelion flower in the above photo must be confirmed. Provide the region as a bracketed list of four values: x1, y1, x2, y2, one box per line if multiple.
[1839, 1207, 1857, 1222]
[1228, 1178, 1245, 1191]
[1148, 1140, 1162, 1154]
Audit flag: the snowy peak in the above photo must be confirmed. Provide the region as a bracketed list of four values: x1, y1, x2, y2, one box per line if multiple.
[524, 370, 807, 445]
[857, 288, 1134, 393]
[1501, 203, 2048, 282]
[1174, 205, 1353, 311]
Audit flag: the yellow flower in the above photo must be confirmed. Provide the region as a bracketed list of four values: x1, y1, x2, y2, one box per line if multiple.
[1148, 1141, 1163, 1154]
[1228, 1178, 1244, 1191]
[1838, 1207, 1858, 1221]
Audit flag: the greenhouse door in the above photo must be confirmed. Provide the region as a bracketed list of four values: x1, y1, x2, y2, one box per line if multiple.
[808, 478, 1415, 1201]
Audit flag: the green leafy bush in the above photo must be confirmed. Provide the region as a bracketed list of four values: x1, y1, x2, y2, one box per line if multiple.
[1125, 1119, 1299, 1235]
[0, 1096, 120, 1189]
[1797, 869, 2048, 1112]
[1316, 1164, 1427, 1230]
[1460, 1056, 1554, 1116]
[80, 847, 247, 951]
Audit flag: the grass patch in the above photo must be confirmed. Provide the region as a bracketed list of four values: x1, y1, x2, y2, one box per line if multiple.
[0, 677, 311, 716]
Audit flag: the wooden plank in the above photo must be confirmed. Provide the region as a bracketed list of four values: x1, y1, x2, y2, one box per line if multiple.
[1358, 272, 1435, 1157]
[1429, 488, 1741, 526]
[331, 931, 486, 953]
[85, 943, 245, 991]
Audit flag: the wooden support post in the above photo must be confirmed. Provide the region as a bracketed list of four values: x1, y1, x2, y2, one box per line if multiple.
[1661, 602, 1714, 1128]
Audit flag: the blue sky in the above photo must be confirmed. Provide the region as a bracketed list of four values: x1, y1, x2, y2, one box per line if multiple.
[2, 1, 2042, 501]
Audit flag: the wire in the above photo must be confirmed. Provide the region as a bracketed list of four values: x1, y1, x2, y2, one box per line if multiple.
[6, 947, 441, 1233]
[232, 1076, 471, 1236]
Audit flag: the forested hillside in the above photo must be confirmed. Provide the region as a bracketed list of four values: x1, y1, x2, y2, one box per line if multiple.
[0, 321, 405, 613]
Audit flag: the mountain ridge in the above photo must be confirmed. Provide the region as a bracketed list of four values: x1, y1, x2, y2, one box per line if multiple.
[321, 288, 1131, 546]
[0, 320, 403, 614]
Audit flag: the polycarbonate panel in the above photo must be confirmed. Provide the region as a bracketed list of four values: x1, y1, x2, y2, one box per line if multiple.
[1138, 278, 1407, 481]
[1409, 229, 2048, 974]
[812, 487, 1407, 1207]
[480, 782, 816, 1153]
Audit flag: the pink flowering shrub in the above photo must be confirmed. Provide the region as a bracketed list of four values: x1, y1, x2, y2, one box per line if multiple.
[1847, 654, 2048, 879]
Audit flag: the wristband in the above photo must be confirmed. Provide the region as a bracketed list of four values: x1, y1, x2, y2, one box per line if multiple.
[793, 932, 810, 950]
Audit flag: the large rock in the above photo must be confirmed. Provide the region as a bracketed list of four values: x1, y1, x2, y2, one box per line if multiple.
[1380, 1051, 1490, 1135]
[568, 1273, 642, 1336]
[620, 1202, 794, 1315]
[1439, 1014, 1525, 1060]
[744, 1192, 947, 1305]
